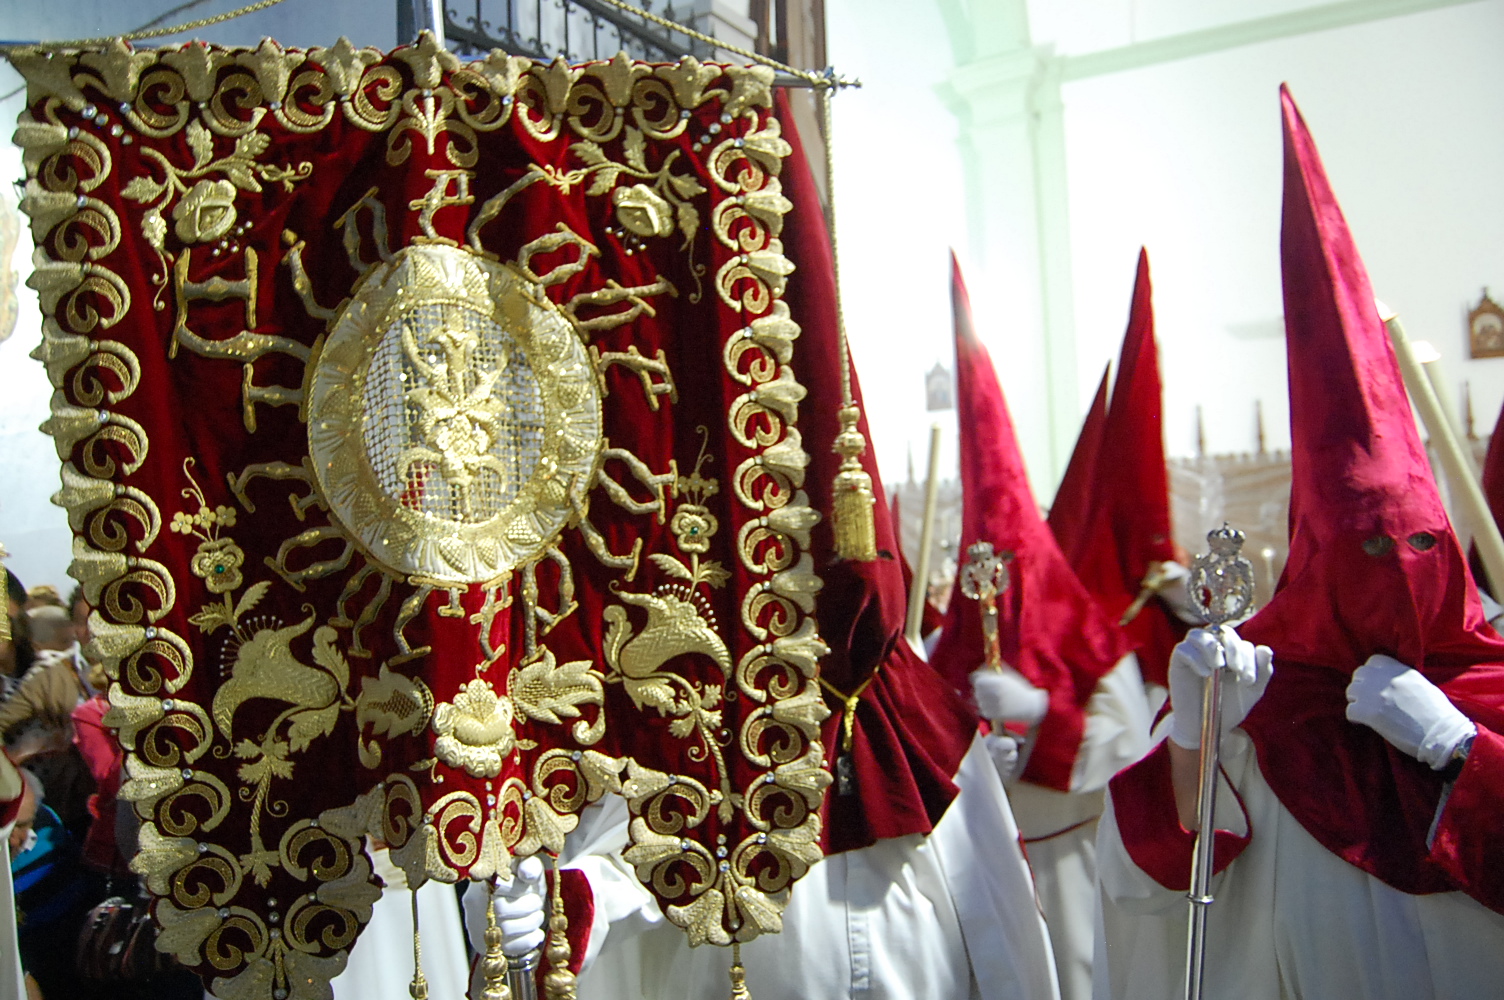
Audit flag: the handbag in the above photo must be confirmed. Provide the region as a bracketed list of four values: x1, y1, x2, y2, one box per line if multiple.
[75, 891, 171, 982]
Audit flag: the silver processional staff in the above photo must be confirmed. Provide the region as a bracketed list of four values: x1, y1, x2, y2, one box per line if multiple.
[1183, 523, 1256, 1000]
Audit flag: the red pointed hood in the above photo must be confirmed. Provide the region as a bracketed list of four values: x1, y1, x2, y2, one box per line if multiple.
[930, 254, 1129, 791]
[1068, 250, 1184, 686]
[1239, 86, 1504, 912]
[1047, 363, 1111, 559]
[1239, 87, 1504, 673]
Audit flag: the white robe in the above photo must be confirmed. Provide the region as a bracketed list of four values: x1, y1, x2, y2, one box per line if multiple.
[328, 847, 471, 1000]
[1094, 726, 1504, 999]
[567, 735, 1061, 1000]
[1008, 654, 1152, 1000]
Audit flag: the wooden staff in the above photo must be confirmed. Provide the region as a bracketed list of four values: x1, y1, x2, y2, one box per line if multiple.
[905, 423, 943, 648]
[1381, 304, 1504, 595]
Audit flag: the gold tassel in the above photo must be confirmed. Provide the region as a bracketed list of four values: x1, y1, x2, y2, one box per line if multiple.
[409, 890, 429, 1000]
[480, 881, 513, 1000]
[542, 856, 577, 1000]
[831, 403, 877, 561]
[728, 942, 752, 1000]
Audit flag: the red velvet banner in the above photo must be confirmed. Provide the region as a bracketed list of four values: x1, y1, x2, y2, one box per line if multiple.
[15, 36, 833, 997]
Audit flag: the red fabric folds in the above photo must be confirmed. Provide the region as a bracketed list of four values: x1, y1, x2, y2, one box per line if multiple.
[1429, 725, 1504, 899]
[1061, 251, 1185, 687]
[1047, 363, 1110, 559]
[929, 256, 1128, 792]
[1108, 740, 1249, 890]
[1237, 86, 1504, 914]
[775, 91, 972, 853]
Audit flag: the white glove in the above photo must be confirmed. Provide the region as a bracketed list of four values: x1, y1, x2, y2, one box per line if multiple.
[1167, 626, 1274, 750]
[462, 855, 548, 958]
[1345, 654, 1475, 770]
[1156, 561, 1206, 625]
[983, 732, 1021, 782]
[971, 667, 1049, 726]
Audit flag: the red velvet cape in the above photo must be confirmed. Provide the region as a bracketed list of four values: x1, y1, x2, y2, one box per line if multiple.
[1234, 87, 1504, 914]
[929, 256, 1128, 792]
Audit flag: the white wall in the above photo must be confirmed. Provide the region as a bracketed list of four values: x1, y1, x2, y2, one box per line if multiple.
[1064, 1, 1504, 458]
[823, 0, 971, 487]
[826, 0, 1504, 506]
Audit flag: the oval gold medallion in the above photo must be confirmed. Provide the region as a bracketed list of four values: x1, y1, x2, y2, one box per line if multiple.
[308, 244, 602, 583]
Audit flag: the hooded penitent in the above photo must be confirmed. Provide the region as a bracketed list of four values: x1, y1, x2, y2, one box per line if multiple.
[1061, 251, 1184, 687]
[929, 255, 1129, 792]
[1236, 86, 1504, 911]
[1046, 363, 1110, 561]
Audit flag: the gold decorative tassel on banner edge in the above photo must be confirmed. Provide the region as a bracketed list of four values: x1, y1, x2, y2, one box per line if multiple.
[729, 942, 753, 1000]
[409, 890, 429, 1000]
[542, 856, 578, 1000]
[831, 404, 878, 561]
[817, 84, 878, 563]
[481, 879, 513, 1000]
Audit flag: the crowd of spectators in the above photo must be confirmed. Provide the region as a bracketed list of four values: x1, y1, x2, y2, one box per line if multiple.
[0, 566, 200, 999]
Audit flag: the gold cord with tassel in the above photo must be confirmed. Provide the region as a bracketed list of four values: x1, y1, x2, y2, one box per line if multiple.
[480, 878, 513, 1000]
[817, 84, 877, 562]
[409, 890, 429, 1000]
[542, 856, 577, 1000]
[728, 942, 752, 1000]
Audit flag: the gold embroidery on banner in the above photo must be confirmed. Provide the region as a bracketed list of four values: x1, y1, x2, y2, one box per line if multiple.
[16, 42, 827, 989]
[306, 243, 604, 584]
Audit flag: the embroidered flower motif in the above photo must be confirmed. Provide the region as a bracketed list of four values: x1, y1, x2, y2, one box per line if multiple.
[612, 183, 674, 238]
[214, 505, 238, 528]
[670, 505, 718, 554]
[170, 511, 197, 534]
[190, 537, 244, 594]
[173, 179, 237, 243]
[432, 679, 515, 778]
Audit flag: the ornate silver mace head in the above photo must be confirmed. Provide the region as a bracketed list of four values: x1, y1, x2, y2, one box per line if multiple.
[960, 540, 1010, 601]
[1188, 523, 1256, 627]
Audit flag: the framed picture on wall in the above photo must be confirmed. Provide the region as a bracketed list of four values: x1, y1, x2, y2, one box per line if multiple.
[1469, 289, 1504, 358]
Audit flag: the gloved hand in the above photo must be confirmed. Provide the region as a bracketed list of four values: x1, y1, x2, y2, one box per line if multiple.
[983, 732, 1021, 782]
[1167, 626, 1273, 750]
[1156, 561, 1205, 625]
[462, 855, 548, 958]
[971, 667, 1049, 726]
[1345, 654, 1475, 770]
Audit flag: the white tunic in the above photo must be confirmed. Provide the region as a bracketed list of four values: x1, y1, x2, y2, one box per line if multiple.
[1094, 726, 1504, 1000]
[329, 847, 471, 1000]
[1008, 655, 1152, 1000]
[568, 735, 1061, 1000]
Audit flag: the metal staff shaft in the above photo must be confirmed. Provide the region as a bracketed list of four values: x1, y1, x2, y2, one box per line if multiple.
[1182, 525, 1254, 1000]
[1185, 649, 1226, 1000]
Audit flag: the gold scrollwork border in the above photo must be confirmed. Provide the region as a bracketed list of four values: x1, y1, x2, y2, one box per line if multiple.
[15, 34, 833, 985]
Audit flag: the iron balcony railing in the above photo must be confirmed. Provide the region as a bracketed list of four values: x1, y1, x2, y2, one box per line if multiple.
[441, 0, 714, 62]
